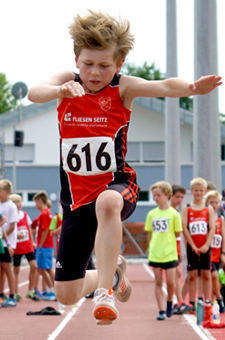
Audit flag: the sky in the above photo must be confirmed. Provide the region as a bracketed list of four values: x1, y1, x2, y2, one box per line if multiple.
[1, 0, 225, 112]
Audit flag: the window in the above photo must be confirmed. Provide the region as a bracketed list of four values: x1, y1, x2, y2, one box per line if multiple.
[126, 142, 165, 163]
[137, 190, 157, 206]
[221, 145, 225, 161]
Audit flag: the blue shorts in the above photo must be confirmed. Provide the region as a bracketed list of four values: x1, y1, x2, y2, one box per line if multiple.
[36, 247, 54, 270]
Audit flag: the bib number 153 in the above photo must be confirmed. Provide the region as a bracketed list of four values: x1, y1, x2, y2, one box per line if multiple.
[62, 137, 117, 176]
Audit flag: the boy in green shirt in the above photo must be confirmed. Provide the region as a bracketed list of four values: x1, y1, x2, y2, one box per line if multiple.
[145, 181, 182, 320]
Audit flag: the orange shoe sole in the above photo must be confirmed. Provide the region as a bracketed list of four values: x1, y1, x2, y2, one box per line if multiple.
[94, 306, 118, 325]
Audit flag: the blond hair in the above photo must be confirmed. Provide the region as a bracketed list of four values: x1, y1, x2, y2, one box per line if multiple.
[151, 181, 173, 199]
[0, 179, 12, 192]
[47, 199, 52, 209]
[190, 177, 207, 189]
[9, 194, 22, 203]
[204, 190, 222, 203]
[33, 191, 48, 205]
[69, 10, 135, 64]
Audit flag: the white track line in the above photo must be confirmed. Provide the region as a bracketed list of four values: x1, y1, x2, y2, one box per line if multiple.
[143, 263, 216, 340]
[47, 297, 86, 340]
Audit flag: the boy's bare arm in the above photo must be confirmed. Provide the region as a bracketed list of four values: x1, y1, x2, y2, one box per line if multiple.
[182, 205, 200, 255]
[6, 222, 16, 236]
[199, 205, 215, 253]
[28, 71, 85, 103]
[39, 229, 48, 248]
[121, 74, 222, 102]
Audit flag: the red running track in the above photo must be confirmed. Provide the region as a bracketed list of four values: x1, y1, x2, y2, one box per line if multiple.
[0, 260, 223, 340]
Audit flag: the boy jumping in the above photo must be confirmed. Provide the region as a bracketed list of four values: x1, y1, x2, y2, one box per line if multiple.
[28, 10, 222, 325]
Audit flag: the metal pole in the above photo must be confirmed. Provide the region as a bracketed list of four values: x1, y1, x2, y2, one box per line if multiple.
[165, 0, 181, 185]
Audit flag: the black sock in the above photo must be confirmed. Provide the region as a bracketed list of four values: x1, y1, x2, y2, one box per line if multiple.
[190, 301, 195, 307]
[159, 310, 166, 315]
[167, 301, 172, 311]
[9, 294, 14, 299]
[0, 293, 4, 298]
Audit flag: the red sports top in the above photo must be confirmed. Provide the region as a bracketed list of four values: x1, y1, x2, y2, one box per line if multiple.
[187, 205, 209, 248]
[211, 217, 222, 263]
[57, 74, 139, 211]
[37, 208, 53, 248]
[14, 211, 34, 255]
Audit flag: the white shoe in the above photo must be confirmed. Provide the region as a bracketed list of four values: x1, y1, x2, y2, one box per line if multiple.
[93, 288, 119, 325]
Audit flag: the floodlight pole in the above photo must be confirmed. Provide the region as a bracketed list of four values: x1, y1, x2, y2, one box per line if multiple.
[165, 0, 181, 185]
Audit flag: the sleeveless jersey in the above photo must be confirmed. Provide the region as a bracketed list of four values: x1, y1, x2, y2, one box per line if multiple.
[211, 217, 222, 263]
[187, 204, 209, 248]
[14, 211, 34, 255]
[57, 73, 139, 211]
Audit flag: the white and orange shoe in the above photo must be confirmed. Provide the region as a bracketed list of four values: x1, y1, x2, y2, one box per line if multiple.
[113, 255, 132, 303]
[93, 288, 119, 325]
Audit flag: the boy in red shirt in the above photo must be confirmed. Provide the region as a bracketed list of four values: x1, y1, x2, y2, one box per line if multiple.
[33, 191, 56, 301]
[182, 177, 215, 312]
[10, 194, 40, 301]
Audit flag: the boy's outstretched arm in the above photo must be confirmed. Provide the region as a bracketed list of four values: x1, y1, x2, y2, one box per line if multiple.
[28, 71, 85, 103]
[122, 74, 222, 100]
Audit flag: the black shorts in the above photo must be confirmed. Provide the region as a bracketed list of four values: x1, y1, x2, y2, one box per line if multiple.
[0, 247, 12, 263]
[55, 183, 137, 282]
[149, 260, 178, 270]
[13, 252, 35, 267]
[187, 244, 211, 271]
[211, 261, 220, 272]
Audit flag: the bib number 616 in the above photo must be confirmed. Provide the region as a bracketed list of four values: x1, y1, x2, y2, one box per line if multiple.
[62, 137, 117, 176]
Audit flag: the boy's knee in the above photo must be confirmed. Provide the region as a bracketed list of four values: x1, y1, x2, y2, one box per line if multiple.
[55, 281, 83, 305]
[96, 191, 123, 216]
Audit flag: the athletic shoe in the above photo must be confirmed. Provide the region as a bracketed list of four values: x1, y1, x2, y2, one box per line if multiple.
[42, 292, 57, 301]
[173, 303, 179, 315]
[1, 298, 17, 307]
[218, 298, 225, 313]
[178, 302, 194, 314]
[187, 304, 195, 314]
[15, 293, 22, 302]
[26, 291, 41, 301]
[113, 255, 132, 303]
[34, 289, 42, 299]
[166, 306, 174, 318]
[157, 311, 166, 320]
[93, 288, 119, 325]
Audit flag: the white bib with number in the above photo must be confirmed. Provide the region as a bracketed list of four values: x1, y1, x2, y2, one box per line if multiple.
[17, 229, 29, 243]
[189, 221, 207, 235]
[211, 234, 222, 249]
[152, 218, 169, 232]
[62, 137, 117, 176]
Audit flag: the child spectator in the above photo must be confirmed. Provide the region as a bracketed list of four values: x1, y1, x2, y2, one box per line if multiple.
[49, 212, 62, 256]
[182, 177, 215, 312]
[205, 190, 225, 313]
[9, 194, 40, 302]
[0, 179, 18, 307]
[170, 184, 191, 314]
[28, 10, 221, 324]
[145, 181, 182, 320]
[33, 191, 56, 301]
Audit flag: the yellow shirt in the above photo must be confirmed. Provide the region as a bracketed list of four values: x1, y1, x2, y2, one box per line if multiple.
[145, 206, 182, 263]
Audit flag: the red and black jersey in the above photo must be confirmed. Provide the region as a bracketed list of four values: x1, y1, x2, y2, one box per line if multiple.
[211, 217, 223, 263]
[14, 211, 34, 255]
[187, 204, 209, 248]
[58, 73, 139, 211]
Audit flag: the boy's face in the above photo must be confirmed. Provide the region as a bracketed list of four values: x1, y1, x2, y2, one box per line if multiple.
[75, 45, 124, 94]
[152, 188, 169, 207]
[206, 197, 220, 212]
[170, 191, 185, 208]
[14, 200, 22, 211]
[191, 184, 206, 200]
[0, 188, 10, 202]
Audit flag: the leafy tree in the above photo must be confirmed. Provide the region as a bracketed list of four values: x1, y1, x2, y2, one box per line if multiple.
[122, 61, 193, 111]
[0, 73, 18, 114]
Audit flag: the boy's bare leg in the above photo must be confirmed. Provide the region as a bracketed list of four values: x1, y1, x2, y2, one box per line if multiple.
[153, 267, 165, 311]
[28, 260, 37, 291]
[201, 269, 212, 301]
[175, 266, 183, 301]
[2, 263, 15, 295]
[13, 266, 20, 294]
[165, 267, 176, 301]
[189, 269, 198, 302]
[95, 190, 123, 289]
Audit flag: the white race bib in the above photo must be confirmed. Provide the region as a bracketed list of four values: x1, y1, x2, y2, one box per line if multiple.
[211, 234, 222, 249]
[189, 221, 207, 235]
[152, 218, 169, 232]
[62, 137, 117, 176]
[17, 229, 29, 243]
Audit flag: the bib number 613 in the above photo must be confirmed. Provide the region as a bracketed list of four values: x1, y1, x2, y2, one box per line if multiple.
[62, 137, 117, 176]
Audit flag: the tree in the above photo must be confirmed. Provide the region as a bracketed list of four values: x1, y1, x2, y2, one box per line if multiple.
[0, 73, 18, 114]
[122, 61, 193, 111]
